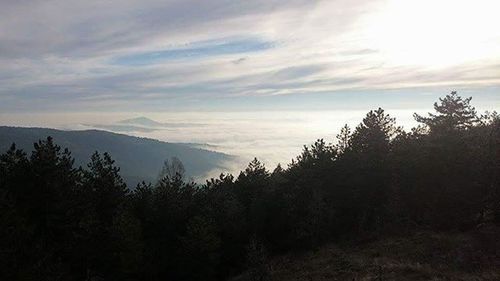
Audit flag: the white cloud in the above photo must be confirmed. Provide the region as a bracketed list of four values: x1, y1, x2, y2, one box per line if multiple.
[0, 0, 499, 112]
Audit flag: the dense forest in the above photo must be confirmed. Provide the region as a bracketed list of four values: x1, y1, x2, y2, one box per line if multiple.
[1, 92, 499, 280]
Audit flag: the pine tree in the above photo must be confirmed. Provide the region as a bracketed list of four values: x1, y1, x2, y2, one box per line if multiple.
[414, 91, 478, 132]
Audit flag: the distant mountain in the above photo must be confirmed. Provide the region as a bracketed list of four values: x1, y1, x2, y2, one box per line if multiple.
[117, 116, 164, 127]
[88, 116, 205, 133]
[0, 126, 236, 186]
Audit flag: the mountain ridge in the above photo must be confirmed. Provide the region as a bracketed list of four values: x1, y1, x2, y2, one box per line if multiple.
[0, 126, 236, 186]
[117, 116, 165, 127]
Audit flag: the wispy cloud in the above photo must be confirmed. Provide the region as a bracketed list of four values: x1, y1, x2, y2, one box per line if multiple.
[0, 0, 499, 113]
[112, 38, 275, 66]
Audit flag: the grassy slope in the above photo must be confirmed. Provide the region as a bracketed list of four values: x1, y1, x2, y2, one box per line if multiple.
[234, 228, 500, 281]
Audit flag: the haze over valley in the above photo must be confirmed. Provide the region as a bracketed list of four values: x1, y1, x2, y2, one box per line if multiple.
[2, 0, 500, 280]
[2, 98, 497, 176]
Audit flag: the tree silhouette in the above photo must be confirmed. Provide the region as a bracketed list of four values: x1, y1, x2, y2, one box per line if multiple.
[157, 156, 186, 182]
[1, 91, 499, 280]
[414, 91, 478, 132]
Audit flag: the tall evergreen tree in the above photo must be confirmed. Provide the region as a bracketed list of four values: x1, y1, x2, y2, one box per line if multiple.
[414, 91, 478, 132]
[80, 152, 129, 279]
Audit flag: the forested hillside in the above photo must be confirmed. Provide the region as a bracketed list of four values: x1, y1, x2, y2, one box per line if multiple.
[0, 127, 234, 185]
[1, 92, 499, 280]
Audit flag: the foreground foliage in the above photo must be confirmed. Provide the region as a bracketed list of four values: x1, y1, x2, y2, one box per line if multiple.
[233, 230, 500, 281]
[0, 92, 499, 280]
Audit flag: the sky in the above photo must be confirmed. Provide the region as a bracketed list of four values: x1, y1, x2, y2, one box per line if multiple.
[1, 0, 500, 112]
[1, 0, 500, 169]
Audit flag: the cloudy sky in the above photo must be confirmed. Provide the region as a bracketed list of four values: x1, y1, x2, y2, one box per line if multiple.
[1, 0, 500, 114]
[1, 0, 500, 169]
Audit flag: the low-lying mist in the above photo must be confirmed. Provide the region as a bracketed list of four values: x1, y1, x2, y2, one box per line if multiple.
[1, 110, 424, 178]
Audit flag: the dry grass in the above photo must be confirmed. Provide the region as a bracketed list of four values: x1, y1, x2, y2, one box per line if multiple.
[233, 228, 500, 281]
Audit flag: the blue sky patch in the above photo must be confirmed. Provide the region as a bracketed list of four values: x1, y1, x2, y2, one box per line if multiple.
[112, 38, 274, 66]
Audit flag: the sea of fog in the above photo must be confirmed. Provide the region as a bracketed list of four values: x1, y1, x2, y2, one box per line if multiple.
[1, 110, 423, 175]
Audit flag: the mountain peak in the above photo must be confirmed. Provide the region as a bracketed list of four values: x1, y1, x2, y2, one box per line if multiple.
[117, 116, 163, 127]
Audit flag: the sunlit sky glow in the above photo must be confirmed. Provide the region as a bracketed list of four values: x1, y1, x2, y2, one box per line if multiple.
[1, 0, 500, 168]
[1, 0, 500, 113]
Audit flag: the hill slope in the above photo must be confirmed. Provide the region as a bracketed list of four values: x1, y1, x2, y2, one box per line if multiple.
[233, 230, 500, 281]
[0, 126, 235, 186]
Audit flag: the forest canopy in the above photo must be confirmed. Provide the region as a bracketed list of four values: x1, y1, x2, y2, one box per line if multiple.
[0, 92, 499, 280]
